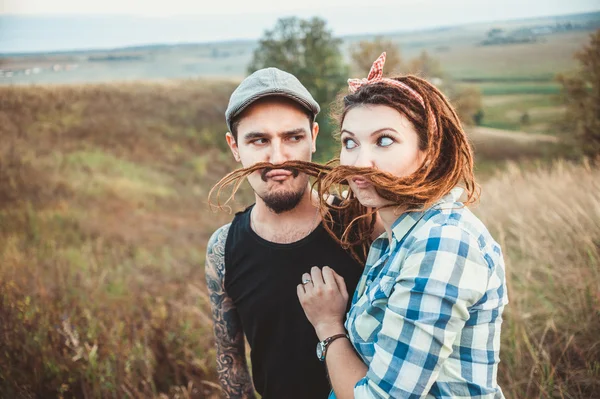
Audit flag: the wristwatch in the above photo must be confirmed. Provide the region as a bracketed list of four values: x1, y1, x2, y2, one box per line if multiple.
[316, 333, 349, 362]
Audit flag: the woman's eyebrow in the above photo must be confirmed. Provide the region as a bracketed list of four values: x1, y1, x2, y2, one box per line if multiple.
[340, 128, 399, 137]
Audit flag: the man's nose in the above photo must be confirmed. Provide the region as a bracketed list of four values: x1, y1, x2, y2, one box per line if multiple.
[269, 141, 287, 165]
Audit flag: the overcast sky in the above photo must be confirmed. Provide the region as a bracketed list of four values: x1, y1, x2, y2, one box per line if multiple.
[1, 0, 598, 53]
[2, 0, 598, 19]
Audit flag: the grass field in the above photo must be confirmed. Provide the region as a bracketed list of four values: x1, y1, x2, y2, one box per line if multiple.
[0, 82, 242, 398]
[476, 160, 600, 398]
[0, 81, 598, 398]
[437, 31, 594, 81]
[475, 94, 565, 133]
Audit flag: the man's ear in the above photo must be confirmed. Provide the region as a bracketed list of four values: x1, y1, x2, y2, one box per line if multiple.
[311, 122, 319, 154]
[226, 132, 241, 162]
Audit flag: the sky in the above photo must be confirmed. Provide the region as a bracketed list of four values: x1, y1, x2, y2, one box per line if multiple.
[1, 0, 599, 53]
[2, 0, 599, 19]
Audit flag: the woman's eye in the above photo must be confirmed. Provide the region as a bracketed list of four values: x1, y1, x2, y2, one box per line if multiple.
[343, 138, 358, 149]
[377, 136, 394, 147]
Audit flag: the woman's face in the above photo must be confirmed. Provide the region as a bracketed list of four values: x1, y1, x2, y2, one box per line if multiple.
[339, 104, 426, 208]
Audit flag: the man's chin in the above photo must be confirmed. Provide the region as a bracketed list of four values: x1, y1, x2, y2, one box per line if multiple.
[259, 188, 306, 214]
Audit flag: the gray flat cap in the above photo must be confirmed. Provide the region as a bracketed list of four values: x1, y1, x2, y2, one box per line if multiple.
[225, 67, 320, 132]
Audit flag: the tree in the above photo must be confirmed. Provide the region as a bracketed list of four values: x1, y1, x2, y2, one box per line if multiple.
[447, 85, 483, 126]
[557, 29, 600, 158]
[473, 109, 485, 126]
[248, 17, 349, 160]
[405, 50, 444, 80]
[350, 36, 403, 76]
[487, 28, 504, 39]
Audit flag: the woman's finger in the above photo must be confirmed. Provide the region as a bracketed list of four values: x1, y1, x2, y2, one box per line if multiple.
[310, 266, 325, 287]
[333, 272, 349, 301]
[321, 266, 338, 290]
[301, 272, 313, 292]
[297, 284, 306, 300]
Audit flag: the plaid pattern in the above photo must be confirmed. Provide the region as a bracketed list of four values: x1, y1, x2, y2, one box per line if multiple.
[333, 188, 508, 399]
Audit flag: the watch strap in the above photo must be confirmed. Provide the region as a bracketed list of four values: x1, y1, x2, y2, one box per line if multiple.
[321, 333, 349, 361]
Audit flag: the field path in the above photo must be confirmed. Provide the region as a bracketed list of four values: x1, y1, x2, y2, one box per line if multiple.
[468, 126, 559, 143]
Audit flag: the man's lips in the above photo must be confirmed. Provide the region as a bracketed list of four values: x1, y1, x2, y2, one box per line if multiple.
[263, 168, 294, 182]
[265, 169, 292, 178]
[351, 177, 372, 189]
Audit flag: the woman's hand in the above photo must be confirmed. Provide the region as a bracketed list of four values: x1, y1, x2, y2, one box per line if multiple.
[297, 266, 349, 340]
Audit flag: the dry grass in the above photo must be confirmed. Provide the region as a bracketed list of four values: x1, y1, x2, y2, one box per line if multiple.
[0, 82, 245, 398]
[475, 160, 600, 398]
[0, 82, 597, 398]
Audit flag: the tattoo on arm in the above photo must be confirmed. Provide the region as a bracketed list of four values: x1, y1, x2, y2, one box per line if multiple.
[205, 224, 256, 399]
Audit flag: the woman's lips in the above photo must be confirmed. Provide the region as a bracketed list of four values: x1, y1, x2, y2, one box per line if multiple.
[351, 177, 372, 189]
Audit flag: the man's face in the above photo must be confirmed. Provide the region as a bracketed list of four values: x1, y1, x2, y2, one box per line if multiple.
[226, 97, 319, 213]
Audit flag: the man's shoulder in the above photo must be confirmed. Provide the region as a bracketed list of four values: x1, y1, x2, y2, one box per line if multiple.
[207, 223, 232, 250]
[206, 223, 232, 275]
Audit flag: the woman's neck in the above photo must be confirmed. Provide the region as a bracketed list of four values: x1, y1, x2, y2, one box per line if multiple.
[378, 206, 406, 244]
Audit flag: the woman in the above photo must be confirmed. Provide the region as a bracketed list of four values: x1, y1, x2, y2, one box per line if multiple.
[297, 53, 508, 399]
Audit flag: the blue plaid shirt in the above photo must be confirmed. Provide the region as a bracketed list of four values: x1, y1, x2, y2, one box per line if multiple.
[331, 188, 508, 399]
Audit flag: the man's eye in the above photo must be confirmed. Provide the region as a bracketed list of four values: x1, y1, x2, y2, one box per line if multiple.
[343, 138, 357, 149]
[290, 135, 303, 141]
[251, 138, 268, 145]
[377, 136, 394, 147]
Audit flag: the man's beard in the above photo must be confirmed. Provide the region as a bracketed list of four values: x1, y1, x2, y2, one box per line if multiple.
[259, 186, 306, 214]
[258, 168, 306, 214]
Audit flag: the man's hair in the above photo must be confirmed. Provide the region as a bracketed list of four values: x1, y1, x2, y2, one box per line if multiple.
[229, 97, 315, 141]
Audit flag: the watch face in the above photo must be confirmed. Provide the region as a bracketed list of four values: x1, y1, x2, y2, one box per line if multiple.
[316, 342, 324, 360]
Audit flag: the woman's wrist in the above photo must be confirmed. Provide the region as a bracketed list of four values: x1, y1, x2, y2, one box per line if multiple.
[315, 322, 346, 341]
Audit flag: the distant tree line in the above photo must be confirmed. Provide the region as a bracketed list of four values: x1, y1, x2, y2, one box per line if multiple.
[481, 22, 599, 46]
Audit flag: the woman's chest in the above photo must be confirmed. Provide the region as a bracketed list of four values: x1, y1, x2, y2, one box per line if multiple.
[345, 250, 402, 358]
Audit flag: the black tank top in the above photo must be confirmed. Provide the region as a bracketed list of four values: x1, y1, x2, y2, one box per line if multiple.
[224, 205, 363, 399]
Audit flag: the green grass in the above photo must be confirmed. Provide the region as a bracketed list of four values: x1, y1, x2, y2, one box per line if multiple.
[63, 150, 175, 200]
[476, 93, 565, 133]
[478, 83, 561, 96]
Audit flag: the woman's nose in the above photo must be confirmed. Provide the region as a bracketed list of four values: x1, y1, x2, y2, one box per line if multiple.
[353, 149, 375, 168]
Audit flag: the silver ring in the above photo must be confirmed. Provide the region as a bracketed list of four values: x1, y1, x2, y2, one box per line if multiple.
[302, 279, 312, 285]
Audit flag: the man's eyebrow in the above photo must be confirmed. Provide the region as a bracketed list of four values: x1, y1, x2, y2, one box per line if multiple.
[243, 128, 308, 141]
[243, 132, 269, 140]
[281, 128, 308, 136]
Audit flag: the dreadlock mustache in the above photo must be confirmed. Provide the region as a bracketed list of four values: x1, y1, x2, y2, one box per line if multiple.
[207, 160, 335, 213]
[207, 160, 433, 211]
[206, 159, 450, 264]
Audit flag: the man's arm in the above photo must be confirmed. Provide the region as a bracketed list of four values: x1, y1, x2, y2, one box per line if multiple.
[205, 224, 256, 398]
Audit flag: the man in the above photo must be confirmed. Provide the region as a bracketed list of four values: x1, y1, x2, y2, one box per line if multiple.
[205, 68, 363, 398]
